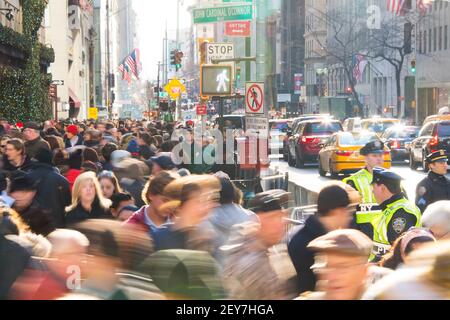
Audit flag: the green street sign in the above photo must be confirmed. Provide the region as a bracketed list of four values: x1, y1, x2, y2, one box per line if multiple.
[159, 92, 169, 98]
[194, 5, 253, 24]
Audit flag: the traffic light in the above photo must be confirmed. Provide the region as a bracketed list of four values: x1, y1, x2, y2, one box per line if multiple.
[236, 66, 242, 81]
[175, 51, 184, 71]
[199, 41, 208, 65]
[411, 59, 416, 73]
[170, 50, 177, 66]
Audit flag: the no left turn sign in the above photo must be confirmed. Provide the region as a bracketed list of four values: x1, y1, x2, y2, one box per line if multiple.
[246, 82, 265, 114]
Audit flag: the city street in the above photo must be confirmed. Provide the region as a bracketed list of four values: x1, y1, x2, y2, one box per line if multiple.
[269, 159, 448, 203]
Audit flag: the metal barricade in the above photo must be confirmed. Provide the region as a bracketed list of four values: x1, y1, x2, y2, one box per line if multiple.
[284, 205, 318, 244]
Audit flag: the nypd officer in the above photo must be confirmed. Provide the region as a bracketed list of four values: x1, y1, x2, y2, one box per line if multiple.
[416, 150, 450, 213]
[370, 168, 422, 262]
[343, 141, 385, 238]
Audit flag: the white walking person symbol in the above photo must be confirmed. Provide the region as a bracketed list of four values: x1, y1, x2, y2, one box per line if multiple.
[216, 70, 230, 92]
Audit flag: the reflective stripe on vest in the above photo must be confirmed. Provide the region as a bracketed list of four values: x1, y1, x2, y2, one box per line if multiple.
[369, 198, 422, 262]
[343, 169, 375, 204]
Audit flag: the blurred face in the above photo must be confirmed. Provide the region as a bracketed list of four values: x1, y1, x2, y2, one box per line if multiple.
[372, 183, 388, 204]
[0, 139, 9, 154]
[257, 210, 288, 247]
[152, 163, 162, 176]
[316, 253, 368, 300]
[80, 179, 97, 204]
[5, 144, 22, 161]
[329, 207, 352, 230]
[66, 132, 75, 139]
[11, 190, 36, 210]
[99, 178, 115, 199]
[430, 161, 448, 175]
[430, 225, 450, 241]
[97, 124, 106, 132]
[365, 153, 384, 169]
[23, 128, 39, 141]
[148, 194, 171, 218]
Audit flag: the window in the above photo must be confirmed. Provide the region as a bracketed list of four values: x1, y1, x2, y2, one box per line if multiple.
[439, 26, 443, 51]
[424, 30, 427, 54]
[445, 26, 448, 50]
[420, 123, 434, 137]
[429, 29, 432, 52]
[419, 31, 422, 53]
[434, 27, 437, 52]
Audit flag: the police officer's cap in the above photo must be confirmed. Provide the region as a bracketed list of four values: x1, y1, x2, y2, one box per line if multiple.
[426, 150, 448, 164]
[371, 167, 404, 186]
[249, 189, 290, 213]
[360, 140, 384, 156]
[308, 229, 373, 258]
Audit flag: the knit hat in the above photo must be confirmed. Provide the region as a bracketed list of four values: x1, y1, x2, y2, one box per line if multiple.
[66, 125, 79, 136]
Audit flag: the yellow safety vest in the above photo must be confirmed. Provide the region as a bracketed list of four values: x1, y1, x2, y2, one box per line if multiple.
[343, 169, 381, 229]
[369, 197, 422, 262]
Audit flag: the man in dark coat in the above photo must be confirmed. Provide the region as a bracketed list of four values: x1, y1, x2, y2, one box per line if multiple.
[28, 149, 71, 228]
[22, 122, 50, 159]
[288, 185, 353, 294]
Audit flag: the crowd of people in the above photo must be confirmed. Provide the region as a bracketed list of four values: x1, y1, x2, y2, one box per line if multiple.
[0, 118, 449, 300]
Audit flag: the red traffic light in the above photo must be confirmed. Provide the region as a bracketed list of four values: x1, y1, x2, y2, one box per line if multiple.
[345, 87, 352, 93]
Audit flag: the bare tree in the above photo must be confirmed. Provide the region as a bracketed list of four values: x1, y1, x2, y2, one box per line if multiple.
[307, 8, 367, 115]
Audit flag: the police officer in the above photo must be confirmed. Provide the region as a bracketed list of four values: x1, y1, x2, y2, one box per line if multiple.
[416, 150, 450, 213]
[343, 141, 385, 238]
[370, 168, 422, 262]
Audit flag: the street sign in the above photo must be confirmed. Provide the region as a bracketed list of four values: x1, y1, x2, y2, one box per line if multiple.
[193, 5, 253, 24]
[246, 116, 269, 136]
[51, 80, 65, 86]
[206, 43, 235, 64]
[88, 107, 98, 120]
[225, 21, 251, 37]
[200, 65, 233, 96]
[245, 82, 265, 115]
[164, 78, 186, 100]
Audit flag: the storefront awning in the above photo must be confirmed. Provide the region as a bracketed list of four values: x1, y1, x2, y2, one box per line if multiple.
[68, 88, 81, 109]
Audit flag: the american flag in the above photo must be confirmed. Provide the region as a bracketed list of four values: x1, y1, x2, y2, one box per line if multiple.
[352, 54, 365, 81]
[387, 0, 406, 16]
[124, 49, 141, 79]
[417, 0, 433, 15]
[118, 63, 131, 84]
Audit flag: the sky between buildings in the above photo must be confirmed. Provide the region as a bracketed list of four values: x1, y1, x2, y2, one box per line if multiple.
[133, 0, 195, 80]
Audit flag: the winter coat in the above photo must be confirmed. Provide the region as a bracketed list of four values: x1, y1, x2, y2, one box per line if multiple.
[199, 203, 258, 263]
[1, 155, 33, 172]
[288, 215, 327, 294]
[65, 169, 82, 191]
[0, 235, 30, 300]
[65, 200, 113, 227]
[220, 222, 294, 300]
[25, 137, 50, 160]
[28, 162, 71, 228]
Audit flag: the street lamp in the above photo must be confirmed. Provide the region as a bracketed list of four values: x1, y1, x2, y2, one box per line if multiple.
[0, 8, 14, 21]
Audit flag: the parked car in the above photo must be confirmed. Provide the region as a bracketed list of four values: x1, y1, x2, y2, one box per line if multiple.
[343, 117, 362, 132]
[381, 126, 420, 162]
[318, 131, 391, 177]
[410, 120, 450, 172]
[287, 119, 343, 168]
[361, 118, 400, 136]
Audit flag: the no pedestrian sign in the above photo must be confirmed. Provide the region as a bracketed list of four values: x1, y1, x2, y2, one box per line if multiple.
[246, 82, 265, 115]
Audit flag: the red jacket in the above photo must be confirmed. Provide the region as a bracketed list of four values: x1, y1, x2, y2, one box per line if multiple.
[65, 169, 81, 191]
[123, 206, 149, 232]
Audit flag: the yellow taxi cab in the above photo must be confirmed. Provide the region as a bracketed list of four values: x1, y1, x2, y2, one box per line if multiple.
[318, 131, 391, 177]
[360, 118, 400, 136]
[423, 114, 450, 125]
